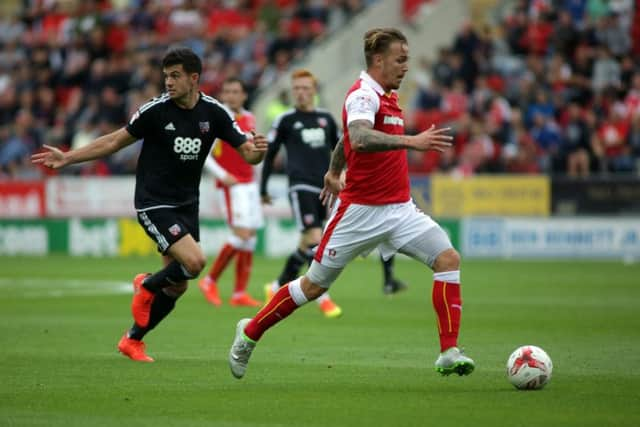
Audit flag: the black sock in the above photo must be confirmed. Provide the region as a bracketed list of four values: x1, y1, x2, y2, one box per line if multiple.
[277, 248, 312, 286]
[143, 261, 195, 292]
[382, 255, 395, 283]
[128, 290, 178, 340]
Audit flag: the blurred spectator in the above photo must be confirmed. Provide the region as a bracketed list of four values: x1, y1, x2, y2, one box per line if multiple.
[562, 103, 592, 177]
[592, 102, 633, 173]
[408, 0, 639, 176]
[530, 112, 562, 172]
[0, 0, 371, 179]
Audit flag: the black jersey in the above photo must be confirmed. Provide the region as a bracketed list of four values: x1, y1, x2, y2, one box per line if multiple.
[126, 92, 247, 209]
[260, 108, 339, 195]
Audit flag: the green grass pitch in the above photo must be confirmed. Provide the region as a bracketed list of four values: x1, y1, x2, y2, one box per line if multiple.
[1, 255, 639, 426]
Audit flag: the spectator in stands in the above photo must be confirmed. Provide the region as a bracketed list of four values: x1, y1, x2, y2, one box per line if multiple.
[592, 102, 633, 173]
[592, 46, 621, 92]
[595, 12, 631, 57]
[503, 108, 540, 174]
[0, 0, 354, 178]
[628, 113, 640, 171]
[530, 111, 562, 172]
[562, 103, 592, 177]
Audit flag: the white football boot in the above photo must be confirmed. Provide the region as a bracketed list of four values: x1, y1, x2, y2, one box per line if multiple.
[435, 347, 475, 376]
[229, 318, 256, 379]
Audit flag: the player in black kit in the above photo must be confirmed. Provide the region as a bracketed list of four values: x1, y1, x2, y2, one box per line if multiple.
[32, 47, 268, 362]
[260, 70, 406, 318]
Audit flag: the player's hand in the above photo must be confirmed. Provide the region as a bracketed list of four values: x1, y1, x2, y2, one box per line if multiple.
[261, 194, 273, 205]
[320, 170, 345, 208]
[408, 125, 453, 152]
[250, 132, 268, 152]
[31, 144, 68, 169]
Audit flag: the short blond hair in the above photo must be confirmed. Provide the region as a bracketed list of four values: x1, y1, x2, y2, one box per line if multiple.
[363, 28, 408, 67]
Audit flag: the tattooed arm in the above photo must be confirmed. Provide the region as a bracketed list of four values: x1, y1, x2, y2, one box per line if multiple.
[320, 136, 346, 207]
[348, 119, 453, 153]
[328, 136, 346, 173]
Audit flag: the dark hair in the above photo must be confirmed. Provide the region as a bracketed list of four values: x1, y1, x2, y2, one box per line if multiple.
[162, 47, 202, 75]
[363, 28, 408, 68]
[223, 77, 248, 93]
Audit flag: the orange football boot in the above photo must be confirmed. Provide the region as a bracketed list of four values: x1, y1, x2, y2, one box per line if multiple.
[199, 276, 222, 306]
[229, 293, 262, 307]
[318, 297, 342, 318]
[131, 273, 154, 327]
[117, 333, 154, 362]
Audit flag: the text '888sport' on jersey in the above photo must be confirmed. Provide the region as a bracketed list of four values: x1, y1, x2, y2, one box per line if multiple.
[262, 108, 339, 193]
[126, 93, 247, 209]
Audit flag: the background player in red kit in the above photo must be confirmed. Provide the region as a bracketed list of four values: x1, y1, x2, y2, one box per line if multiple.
[199, 78, 263, 307]
[228, 28, 475, 378]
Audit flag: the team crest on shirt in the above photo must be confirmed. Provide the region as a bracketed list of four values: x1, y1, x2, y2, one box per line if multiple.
[317, 117, 327, 127]
[199, 121, 210, 133]
[168, 224, 182, 236]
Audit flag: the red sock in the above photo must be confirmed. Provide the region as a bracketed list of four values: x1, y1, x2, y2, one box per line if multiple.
[207, 243, 237, 280]
[233, 250, 252, 294]
[244, 284, 300, 341]
[432, 280, 461, 352]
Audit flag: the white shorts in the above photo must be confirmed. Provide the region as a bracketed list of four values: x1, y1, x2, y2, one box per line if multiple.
[314, 198, 442, 269]
[218, 182, 264, 229]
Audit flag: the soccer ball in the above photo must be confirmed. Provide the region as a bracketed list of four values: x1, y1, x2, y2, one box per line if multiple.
[506, 345, 553, 390]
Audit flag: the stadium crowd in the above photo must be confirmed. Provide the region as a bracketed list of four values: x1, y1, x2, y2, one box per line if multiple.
[407, 0, 640, 177]
[0, 0, 373, 178]
[1, 0, 639, 179]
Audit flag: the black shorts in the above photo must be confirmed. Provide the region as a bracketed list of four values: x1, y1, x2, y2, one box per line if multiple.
[288, 186, 327, 231]
[136, 202, 200, 254]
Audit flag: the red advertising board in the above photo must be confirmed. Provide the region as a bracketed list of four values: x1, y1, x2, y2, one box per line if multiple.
[0, 181, 46, 218]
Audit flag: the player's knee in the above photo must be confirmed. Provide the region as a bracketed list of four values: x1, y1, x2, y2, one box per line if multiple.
[433, 248, 460, 272]
[182, 254, 206, 276]
[300, 276, 327, 300]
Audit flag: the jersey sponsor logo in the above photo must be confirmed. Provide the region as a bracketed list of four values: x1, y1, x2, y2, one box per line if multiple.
[300, 128, 326, 148]
[164, 122, 176, 131]
[168, 223, 182, 236]
[199, 121, 210, 133]
[173, 137, 202, 161]
[383, 116, 404, 126]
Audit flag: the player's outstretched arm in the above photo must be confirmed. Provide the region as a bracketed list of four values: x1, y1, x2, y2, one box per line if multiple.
[236, 132, 268, 165]
[31, 127, 138, 169]
[348, 120, 452, 153]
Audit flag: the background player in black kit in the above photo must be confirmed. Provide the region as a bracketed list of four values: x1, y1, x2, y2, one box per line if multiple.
[260, 70, 406, 319]
[31, 47, 268, 362]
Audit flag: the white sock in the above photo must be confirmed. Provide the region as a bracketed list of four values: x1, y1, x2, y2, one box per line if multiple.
[288, 278, 309, 306]
[433, 270, 460, 284]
